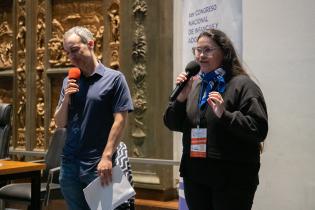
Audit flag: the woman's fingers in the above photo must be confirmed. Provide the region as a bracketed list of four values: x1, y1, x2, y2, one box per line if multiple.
[176, 72, 188, 84]
[207, 92, 224, 118]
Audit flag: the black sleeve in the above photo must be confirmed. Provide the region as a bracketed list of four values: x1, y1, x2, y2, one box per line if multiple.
[163, 100, 187, 132]
[219, 77, 268, 143]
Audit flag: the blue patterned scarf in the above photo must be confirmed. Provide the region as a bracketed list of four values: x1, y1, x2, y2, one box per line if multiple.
[198, 68, 226, 109]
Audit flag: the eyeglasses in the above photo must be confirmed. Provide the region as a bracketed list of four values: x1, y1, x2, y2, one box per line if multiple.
[192, 47, 217, 56]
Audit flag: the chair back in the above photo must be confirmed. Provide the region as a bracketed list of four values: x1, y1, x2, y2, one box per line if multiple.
[43, 128, 66, 178]
[115, 142, 134, 186]
[115, 142, 135, 210]
[0, 103, 12, 159]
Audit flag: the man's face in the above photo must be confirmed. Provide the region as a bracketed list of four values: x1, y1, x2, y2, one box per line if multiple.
[63, 34, 93, 68]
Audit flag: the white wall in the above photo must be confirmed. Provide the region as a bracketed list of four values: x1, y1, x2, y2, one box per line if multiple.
[243, 0, 315, 209]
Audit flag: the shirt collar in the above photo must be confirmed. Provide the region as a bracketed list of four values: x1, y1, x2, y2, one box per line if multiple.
[94, 61, 105, 77]
[83, 61, 105, 79]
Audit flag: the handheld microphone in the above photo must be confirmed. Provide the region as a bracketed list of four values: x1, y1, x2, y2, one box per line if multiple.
[68, 67, 81, 80]
[67, 68, 81, 105]
[169, 61, 200, 101]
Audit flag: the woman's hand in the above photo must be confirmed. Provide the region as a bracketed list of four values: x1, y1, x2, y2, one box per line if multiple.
[207, 91, 224, 118]
[176, 72, 193, 102]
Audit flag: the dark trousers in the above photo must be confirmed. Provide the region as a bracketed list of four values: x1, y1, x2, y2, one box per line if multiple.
[183, 178, 257, 210]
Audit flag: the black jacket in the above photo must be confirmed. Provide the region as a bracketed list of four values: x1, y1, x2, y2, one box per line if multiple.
[164, 74, 268, 184]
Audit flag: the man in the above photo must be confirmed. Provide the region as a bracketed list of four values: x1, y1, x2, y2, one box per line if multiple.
[54, 26, 133, 210]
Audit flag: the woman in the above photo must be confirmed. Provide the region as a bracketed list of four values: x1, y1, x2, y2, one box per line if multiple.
[164, 29, 268, 210]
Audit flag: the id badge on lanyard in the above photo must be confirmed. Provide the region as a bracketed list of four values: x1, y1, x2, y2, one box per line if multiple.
[190, 82, 208, 158]
[190, 127, 207, 158]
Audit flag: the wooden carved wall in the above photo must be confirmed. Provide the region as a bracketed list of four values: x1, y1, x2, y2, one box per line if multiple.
[0, 0, 122, 156]
[0, 1, 13, 105]
[16, 0, 27, 149]
[1, 0, 176, 195]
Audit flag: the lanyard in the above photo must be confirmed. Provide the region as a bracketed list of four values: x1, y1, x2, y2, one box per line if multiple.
[197, 82, 209, 127]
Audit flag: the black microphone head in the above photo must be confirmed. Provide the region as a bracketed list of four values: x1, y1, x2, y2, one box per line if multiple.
[185, 60, 200, 77]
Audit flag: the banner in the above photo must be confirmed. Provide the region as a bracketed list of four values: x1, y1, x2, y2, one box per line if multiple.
[178, 177, 189, 210]
[178, 2, 242, 208]
[182, 0, 242, 65]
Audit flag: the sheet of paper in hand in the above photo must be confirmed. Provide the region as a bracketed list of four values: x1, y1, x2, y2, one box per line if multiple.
[83, 165, 136, 210]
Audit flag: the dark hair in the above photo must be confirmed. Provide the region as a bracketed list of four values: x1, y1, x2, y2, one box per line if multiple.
[197, 29, 247, 80]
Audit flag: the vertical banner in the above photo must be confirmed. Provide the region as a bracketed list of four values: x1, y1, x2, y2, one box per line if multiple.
[178, 1, 242, 209]
[182, 0, 242, 65]
[178, 177, 189, 210]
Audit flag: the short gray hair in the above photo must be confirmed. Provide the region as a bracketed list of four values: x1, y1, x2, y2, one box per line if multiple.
[64, 26, 94, 44]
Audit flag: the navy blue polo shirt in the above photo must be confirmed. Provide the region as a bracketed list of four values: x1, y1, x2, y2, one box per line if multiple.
[57, 63, 133, 177]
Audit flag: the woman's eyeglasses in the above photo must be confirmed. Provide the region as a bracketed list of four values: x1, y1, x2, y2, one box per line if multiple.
[192, 47, 217, 56]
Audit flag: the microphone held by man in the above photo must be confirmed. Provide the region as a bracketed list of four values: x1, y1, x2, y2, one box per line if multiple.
[67, 67, 81, 105]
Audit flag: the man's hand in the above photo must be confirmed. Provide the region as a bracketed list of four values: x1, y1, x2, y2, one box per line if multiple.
[54, 78, 79, 128]
[97, 112, 127, 186]
[65, 79, 79, 99]
[97, 156, 113, 186]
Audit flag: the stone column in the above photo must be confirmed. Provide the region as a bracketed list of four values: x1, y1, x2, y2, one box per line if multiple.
[120, 0, 176, 200]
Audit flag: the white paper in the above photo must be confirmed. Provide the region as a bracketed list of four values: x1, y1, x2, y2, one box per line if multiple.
[83, 166, 136, 210]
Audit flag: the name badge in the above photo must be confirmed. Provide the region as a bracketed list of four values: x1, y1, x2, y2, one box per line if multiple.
[190, 128, 207, 158]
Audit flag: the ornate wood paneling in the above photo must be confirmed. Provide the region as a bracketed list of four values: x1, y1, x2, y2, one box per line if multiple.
[108, 0, 120, 69]
[1, 0, 176, 197]
[16, 0, 27, 149]
[49, 0, 104, 67]
[0, 1, 14, 105]
[35, 0, 46, 150]
[0, 0, 123, 155]
[0, 5, 13, 70]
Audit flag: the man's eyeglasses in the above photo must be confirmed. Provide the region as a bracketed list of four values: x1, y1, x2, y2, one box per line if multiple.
[192, 47, 217, 56]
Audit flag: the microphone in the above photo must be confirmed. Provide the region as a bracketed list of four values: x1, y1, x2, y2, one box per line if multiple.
[68, 67, 81, 80]
[169, 61, 200, 101]
[67, 68, 81, 105]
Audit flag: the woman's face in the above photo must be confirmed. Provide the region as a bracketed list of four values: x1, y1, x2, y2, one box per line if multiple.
[194, 36, 224, 73]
